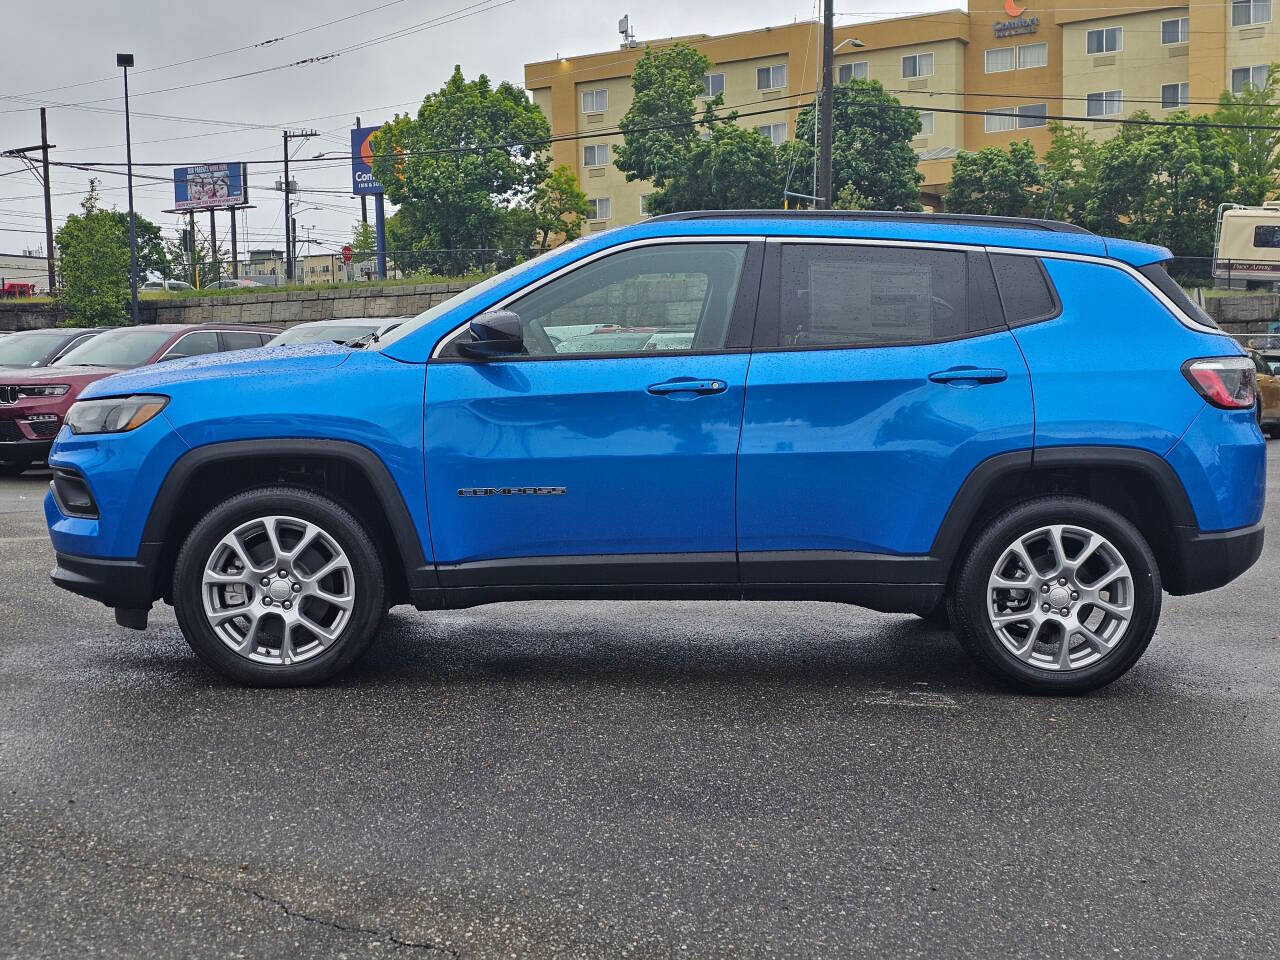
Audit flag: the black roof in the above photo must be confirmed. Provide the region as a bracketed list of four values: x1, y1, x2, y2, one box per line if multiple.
[646, 209, 1094, 235]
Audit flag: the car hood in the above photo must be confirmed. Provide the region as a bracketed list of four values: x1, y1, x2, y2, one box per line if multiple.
[0, 364, 121, 387]
[79, 342, 353, 400]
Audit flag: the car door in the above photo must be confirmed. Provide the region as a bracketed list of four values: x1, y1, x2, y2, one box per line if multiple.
[736, 239, 1034, 589]
[424, 239, 762, 592]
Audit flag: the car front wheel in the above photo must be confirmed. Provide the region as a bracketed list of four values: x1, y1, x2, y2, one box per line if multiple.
[949, 496, 1160, 694]
[173, 487, 386, 686]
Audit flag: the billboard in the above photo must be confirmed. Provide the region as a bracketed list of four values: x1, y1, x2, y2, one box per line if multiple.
[173, 163, 248, 211]
[351, 126, 386, 196]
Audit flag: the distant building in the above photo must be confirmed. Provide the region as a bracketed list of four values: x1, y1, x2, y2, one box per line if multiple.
[525, 1, 1280, 223]
[0, 252, 51, 294]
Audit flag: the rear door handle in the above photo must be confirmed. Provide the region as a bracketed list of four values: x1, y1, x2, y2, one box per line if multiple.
[647, 378, 728, 396]
[928, 367, 1008, 385]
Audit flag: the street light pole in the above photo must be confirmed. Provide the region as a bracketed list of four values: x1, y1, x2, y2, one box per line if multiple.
[117, 53, 139, 324]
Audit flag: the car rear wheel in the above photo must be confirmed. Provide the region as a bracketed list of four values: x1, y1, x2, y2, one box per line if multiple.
[949, 496, 1160, 694]
[173, 487, 386, 686]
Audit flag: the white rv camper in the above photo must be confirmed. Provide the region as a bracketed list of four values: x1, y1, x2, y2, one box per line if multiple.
[1213, 202, 1280, 284]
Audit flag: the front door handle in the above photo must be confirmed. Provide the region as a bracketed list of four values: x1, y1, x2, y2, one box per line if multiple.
[928, 367, 1008, 385]
[647, 378, 728, 396]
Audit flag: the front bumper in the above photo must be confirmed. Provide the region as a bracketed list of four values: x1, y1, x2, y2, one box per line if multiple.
[51, 546, 160, 627]
[0, 436, 52, 464]
[1166, 523, 1264, 596]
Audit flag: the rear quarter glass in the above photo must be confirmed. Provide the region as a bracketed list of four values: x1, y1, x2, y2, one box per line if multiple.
[1010, 258, 1220, 454]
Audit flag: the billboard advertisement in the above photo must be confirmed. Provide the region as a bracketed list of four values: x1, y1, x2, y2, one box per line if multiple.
[173, 163, 248, 211]
[351, 126, 386, 196]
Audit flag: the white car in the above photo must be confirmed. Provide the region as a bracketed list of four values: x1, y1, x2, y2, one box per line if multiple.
[141, 279, 194, 292]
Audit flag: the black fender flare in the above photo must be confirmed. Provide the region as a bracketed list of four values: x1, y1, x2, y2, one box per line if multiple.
[139, 438, 436, 597]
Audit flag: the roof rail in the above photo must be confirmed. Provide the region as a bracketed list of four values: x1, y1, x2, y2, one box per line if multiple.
[646, 209, 1095, 235]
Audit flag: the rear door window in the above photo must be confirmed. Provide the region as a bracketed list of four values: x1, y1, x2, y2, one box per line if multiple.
[163, 331, 220, 360]
[772, 244, 967, 347]
[990, 253, 1060, 325]
[220, 331, 267, 351]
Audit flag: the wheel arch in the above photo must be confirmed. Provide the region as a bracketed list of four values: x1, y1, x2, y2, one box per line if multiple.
[932, 446, 1197, 594]
[141, 439, 435, 606]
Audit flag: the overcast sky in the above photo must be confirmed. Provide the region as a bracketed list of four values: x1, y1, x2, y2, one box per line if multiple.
[0, 0, 960, 267]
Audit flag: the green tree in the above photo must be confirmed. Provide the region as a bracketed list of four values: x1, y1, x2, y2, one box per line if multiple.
[54, 181, 130, 326]
[793, 79, 923, 210]
[832, 183, 872, 211]
[944, 140, 1043, 217]
[370, 66, 550, 273]
[1213, 64, 1280, 204]
[529, 163, 589, 251]
[1088, 110, 1236, 257]
[105, 211, 168, 278]
[1041, 122, 1102, 222]
[613, 43, 715, 191]
[350, 221, 376, 258]
[613, 43, 786, 212]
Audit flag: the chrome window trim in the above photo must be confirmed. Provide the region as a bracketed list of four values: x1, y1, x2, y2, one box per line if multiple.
[430, 235, 766, 359]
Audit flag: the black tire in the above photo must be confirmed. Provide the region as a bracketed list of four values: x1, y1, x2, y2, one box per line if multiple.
[173, 486, 386, 686]
[950, 496, 1161, 695]
[0, 461, 29, 477]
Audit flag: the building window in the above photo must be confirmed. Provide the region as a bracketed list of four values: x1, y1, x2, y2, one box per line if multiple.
[755, 122, 787, 145]
[918, 112, 935, 136]
[1086, 27, 1122, 55]
[837, 61, 868, 84]
[581, 89, 607, 113]
[1232, 0, 1272, 27]
[756, 64, 787, 91]
[985, 47, 1015, 73]
[1018, 103, 1048, 128]
[902, 52, 934, 78]
[1086, 90, 1123, 118]
[701, 73, 725, 98]
[587, 197, 610, 221]
[583, 144, 609, 167]
[1161, 82, 1190, 109]
[1232, 64, 1271, 93]
[984, 108, 1017, 133]
[1161, 17, 1190, 44]
[1018, 42, 1048, 69]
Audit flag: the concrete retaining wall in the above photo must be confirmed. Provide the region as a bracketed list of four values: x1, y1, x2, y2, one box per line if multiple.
[0, 280, 479, 332]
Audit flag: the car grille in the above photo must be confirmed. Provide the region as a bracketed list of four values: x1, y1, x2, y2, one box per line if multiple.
[0, 386, 18, 405]
[0, 420, 23, 442]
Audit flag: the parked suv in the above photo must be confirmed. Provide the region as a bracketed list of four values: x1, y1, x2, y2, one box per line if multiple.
[0, 327, 101, 370]
[1, 323, 278, 475]
[44, 213, 1265, 693]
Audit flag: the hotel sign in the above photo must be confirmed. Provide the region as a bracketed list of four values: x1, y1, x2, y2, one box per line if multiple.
[994, 15, 1040, 38]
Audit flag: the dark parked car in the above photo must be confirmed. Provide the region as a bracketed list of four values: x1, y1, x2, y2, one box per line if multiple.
[0, 323, 278, 475]
[0, 328, 101, 370]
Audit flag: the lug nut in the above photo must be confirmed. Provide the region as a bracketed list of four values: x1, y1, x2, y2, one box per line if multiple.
[282, 601, 292, 610]
[292, 582, 302, 592]
[262, 597, 272, 606]
[1058, 578, 1067, 585]
[278, 569, 288, 578]
[261, 577, 270, 587]
[1071, 592, 1079, 601]
[1060, 608, 1070, 616]
[1041, 584, 1050, 594]
[1042, 603, 1051, 612]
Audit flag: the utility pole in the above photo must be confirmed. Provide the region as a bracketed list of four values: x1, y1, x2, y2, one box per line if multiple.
[39, 110, 54, 292]
[818, 0, 834, 209]
[117, 54, 139, 324]
[1, 114, 58, 294]
[209, 209, 218, 284]
[281, 129, 316, 282]
[229, 210, 239, 279]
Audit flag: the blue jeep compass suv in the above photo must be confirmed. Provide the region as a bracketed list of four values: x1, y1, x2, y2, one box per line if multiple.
[44, 212, 1265, 693]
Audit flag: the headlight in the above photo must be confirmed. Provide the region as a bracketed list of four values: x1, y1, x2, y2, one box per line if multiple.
[65, 395, 169, 435]
[18, 384, 69, 398]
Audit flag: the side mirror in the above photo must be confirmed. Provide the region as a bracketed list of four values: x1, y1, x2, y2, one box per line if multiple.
[460, 310, 524, 359]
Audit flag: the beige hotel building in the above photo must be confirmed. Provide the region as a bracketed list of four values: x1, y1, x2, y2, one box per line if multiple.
[524, 1, 1280, 226]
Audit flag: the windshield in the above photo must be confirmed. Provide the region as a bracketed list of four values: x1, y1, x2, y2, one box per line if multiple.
[54, 329, 172, 368]
[271, 323, 377, 346]
[374, 241, 589, 350]
[0, 332, 65, 366]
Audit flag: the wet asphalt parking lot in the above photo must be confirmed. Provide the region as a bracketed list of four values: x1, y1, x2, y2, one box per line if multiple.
[1, 446, 1278, 959]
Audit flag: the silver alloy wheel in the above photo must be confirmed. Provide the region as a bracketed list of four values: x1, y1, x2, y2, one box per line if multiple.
[201, 515, 356, 666]
[986, 523, 1134, 672]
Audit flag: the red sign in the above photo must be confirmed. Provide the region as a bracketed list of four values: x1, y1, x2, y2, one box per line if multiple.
[341, 245, 353, 263]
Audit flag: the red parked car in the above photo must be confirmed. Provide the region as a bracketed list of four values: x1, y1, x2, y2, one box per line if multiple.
[0, 323, 278, 475]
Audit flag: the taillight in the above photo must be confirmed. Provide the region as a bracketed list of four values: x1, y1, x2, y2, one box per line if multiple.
[1183, 357, 1257, 409]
